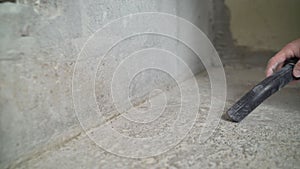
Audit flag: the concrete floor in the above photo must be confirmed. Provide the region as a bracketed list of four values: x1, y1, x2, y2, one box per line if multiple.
[7, 53, 300, 169]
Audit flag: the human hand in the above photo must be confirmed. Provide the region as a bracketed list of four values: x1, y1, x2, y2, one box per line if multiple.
[266, 38, 300, 78]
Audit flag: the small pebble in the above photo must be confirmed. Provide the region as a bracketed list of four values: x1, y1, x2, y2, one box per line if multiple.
[145, 157, 156, 164]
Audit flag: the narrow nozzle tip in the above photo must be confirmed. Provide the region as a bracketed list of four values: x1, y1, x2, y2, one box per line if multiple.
[222, 110, 240, 123]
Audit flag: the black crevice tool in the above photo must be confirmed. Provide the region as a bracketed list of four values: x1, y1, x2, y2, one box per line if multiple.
[226, 57, 300, 122]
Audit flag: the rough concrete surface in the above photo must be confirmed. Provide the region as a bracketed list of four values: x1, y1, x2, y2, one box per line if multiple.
[7, 55, 300, 169]
[1, 0, 300, 169]
[0, 0, 213, 168]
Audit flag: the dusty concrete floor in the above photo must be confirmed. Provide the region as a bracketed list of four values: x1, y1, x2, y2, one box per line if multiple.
[7, 52, 300, 169]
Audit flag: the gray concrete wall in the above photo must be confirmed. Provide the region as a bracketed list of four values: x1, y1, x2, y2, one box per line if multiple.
[0, 0, 214, 168]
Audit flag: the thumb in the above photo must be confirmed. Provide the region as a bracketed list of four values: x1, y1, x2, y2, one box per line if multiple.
[293, 60, 300, 78]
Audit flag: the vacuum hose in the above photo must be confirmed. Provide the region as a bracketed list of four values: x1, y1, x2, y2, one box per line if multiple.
[226, 57, 299, 122]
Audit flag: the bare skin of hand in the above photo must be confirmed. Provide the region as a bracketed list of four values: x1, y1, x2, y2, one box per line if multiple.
[266, 38, 300, 78]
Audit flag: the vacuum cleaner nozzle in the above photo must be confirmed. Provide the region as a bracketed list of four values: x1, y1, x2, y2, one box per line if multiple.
[226, 57, 299, 122]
